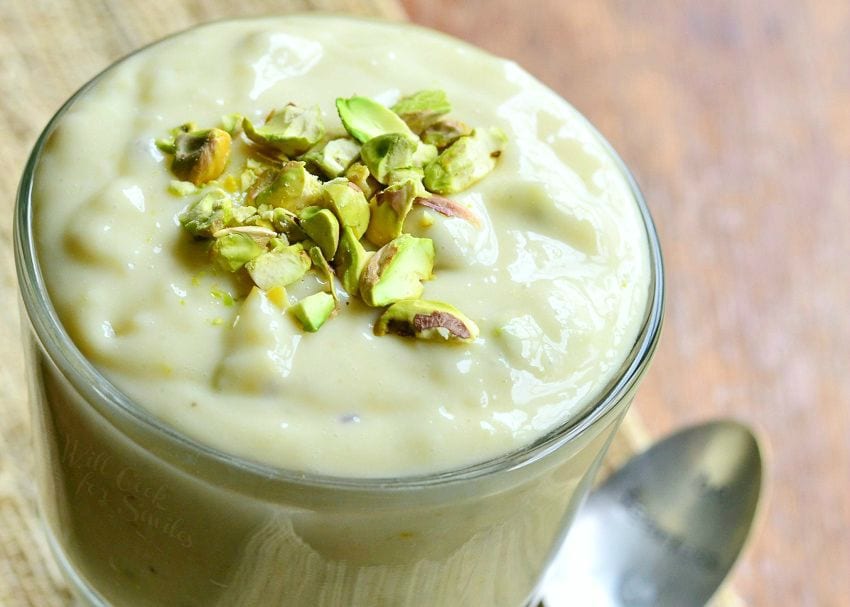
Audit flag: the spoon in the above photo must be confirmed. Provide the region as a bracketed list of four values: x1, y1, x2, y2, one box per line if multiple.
[536, 420, 763, 607]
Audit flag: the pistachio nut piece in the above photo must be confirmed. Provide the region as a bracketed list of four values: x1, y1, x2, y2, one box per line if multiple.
[365, 179, 418, 247]
[411, 141, 438, 168]
[254, 161, 322, 212]
[345, 162, 380, 199]
[421, 119, 472, 149]
[245, 244, 311, 290]
[336, 96, 414, 143]
[179, 190, 234, 237]
[171, 128, 232, 186]
[244, 105, 325, 156]
[375, 299, 479, 343]
[302, 137, 361, 179]
[359, 234, 435, 307]
[391, 90, 451, 133]
[220, 113, 244, 135]
[290, 291, 336, 332]
[270, 207, 307, 242]
[423, 127, 507, 194]
[414, 194, 480, 226]
[334, 227, 371, 296]
[321, 178, 370, 239]
[211, 232, 264, 272]
[309, 245, 340, 303]
[299, 207, 340, 260]
[360, 133, 418, 184]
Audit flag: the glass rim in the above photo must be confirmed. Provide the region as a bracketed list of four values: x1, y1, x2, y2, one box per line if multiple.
[14, 15, 664, 491]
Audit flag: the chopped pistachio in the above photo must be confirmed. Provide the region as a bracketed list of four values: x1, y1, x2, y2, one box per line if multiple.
[391, 90, 451, 133]
[359, 234, 435, 307]
[220, 113, 244, 135]
[254, 161, 322, 211]
[155, 138, 177, 154]
[365, 179, 418, 247]
[309, 245, 340, 303]
[375, 299, 479, 343]
[336, 96, 415, 143]
[360, 134, 418, 184]
[411, 141, 438, 168]
[290, 292, 336, 332]
[212, 225, 277, 248]
[168, 180, 197, 197]
[268, 235, 289, 250]
[231, 205, 259, 225]
[421, 119, 472, 149]
[334, 227, 371, 296]
[270, 208, 307, 242]
[299, 207, 340, 260]
[345, 162, 380, 199]
[423, 127, 507, 194]
[245, 244, 311, 290]
[321, 178, 370, 239]
[211, 232, 264, 272]
[179, 190, 234, 237]
[243, 104, 325, 156]
[171, 128, 232, 185]
[414, 194, 480, 226]
[302, 138, 361, 179]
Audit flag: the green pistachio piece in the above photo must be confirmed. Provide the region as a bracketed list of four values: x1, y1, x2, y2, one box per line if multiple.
[211, 232, 264, 272]
[345, 162, 379, 199]
[244, 105, 325, 156]
[231, 205, 258, 225]
[321, 178, 370, 239]
[334, 227, 371, 297]
[375, 299, 479, 343]
[423, 127, 507, 194]
[360, 134, 418, 184]
[168, 180, 197, 196]
[245, 244, 311, 290]
[359, 234, 435, 307]
[270, 208, 307, 242]
[254, 161, 322, 211]
[309, 245, 340, 303]
[365, 180, 418, 247]
[179, 190, 234, 237]
[290, 291, 335, 332]
[412, 141, 438, 168]
[421, 119, 472, 149]
[336, 96, 415, 143]
[221, 113, 244, 135]
[212, 225, 276, 248]
[391, 90, 451, 133]
[302, 138, 361, 179]
[171, 128, 232, 186]
[299, 207, 340, 260]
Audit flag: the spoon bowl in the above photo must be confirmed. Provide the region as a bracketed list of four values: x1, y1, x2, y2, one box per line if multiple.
[538, 420, 763, 607]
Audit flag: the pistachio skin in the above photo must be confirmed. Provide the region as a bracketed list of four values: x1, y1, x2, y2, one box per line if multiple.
[375, 299, 479, 343]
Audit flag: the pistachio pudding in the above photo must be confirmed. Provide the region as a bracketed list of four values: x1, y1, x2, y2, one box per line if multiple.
[17, 15, 662, 607]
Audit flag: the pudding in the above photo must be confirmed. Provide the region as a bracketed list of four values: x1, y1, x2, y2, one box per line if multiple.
[18, 15, 661, 606]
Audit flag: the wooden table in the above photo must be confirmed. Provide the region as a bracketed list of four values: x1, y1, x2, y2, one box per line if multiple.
[401, 1, 850, 605]
[1, 1, 847, 605]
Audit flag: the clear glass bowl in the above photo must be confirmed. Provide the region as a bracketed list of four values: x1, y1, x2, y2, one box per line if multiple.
[14, 17, 664, 607]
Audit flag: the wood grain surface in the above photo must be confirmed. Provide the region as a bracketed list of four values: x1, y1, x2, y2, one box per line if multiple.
[401, 1, 850, 605]
[1, 0, 844, 606]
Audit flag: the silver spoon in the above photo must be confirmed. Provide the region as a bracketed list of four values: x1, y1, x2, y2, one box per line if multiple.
[536, 420, 763, 607]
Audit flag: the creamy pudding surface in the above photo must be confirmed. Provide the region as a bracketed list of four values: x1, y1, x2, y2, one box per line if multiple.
[34, 16, 650, 477]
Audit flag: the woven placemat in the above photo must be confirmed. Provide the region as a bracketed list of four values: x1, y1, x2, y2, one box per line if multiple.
[0, 1, 741, 604]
